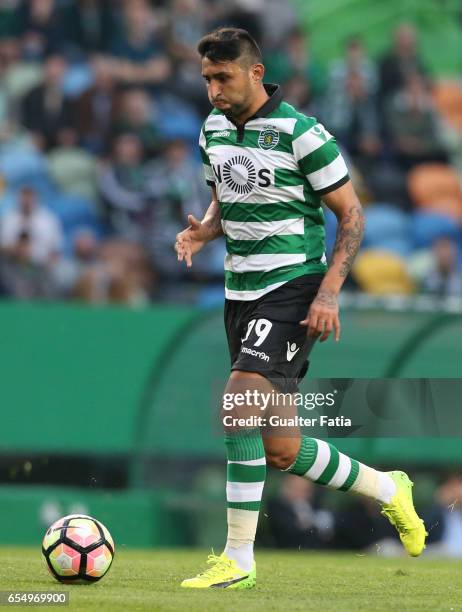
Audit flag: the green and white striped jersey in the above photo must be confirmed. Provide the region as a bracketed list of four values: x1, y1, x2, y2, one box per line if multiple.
[199, 84, 349, 301]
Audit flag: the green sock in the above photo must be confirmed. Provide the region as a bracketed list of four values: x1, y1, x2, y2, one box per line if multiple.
[288, 436, 359, 491]
[224, 429, 266, 571]
[288, 436, 396, 502]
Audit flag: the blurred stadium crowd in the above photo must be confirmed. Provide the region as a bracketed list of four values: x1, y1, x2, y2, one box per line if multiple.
[0, 0, 462, 304]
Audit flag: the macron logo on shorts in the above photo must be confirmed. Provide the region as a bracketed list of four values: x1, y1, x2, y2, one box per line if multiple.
[241, 346, 270, 362]
[286, 342, 300, 362]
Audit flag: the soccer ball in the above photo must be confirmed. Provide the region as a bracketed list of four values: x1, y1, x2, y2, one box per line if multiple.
[42, 514, 115, 583]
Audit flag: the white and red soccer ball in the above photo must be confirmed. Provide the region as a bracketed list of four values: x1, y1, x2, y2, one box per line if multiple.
[42, 514, 114, 583]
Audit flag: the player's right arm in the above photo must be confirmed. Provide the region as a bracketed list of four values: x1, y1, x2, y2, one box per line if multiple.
[175, 185, 223, 268]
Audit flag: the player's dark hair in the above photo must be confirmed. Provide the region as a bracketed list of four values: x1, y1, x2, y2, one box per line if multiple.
[197, 28, 262, 66]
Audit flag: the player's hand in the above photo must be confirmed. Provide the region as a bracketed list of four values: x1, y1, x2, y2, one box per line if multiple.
[175, 214, 206, 267]
[300, 289, 341, 343]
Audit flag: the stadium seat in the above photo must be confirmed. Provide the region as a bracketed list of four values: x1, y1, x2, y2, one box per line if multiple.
[156, 94, 202, 143]
[433, 80, 462, 132]
[407, 163, 462, 220]
[323, 206, 338, 256]
[363, 204, 411, 256]
[353, 250, 415, 295]
[411, 210, 459, 249]
[47, 193, 99, 236]
[0, 138, 48, 187]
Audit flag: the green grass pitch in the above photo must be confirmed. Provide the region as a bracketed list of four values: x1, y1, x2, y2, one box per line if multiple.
[0, 548, 461, 611]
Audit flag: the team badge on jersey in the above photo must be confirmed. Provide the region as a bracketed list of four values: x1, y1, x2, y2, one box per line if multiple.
[258, 125, 279, 150]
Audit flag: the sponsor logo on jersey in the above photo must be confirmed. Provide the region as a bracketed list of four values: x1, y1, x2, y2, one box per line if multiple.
[286, 342, 300, 362]
[212, 130, 231, 138]
[223, 155, 257, 195]
[258, 125, 279, 150]
[310, 124, 329, 142]
[241, 346, 270, 362]
[212, 158, 271, 192]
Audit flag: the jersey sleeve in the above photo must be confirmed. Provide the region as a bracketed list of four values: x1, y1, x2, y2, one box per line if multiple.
[199, 126, 216, 187]
[292, 118, 349, 195]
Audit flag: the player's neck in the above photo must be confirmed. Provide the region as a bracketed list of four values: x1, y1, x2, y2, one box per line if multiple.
[231, 87, 269, 125]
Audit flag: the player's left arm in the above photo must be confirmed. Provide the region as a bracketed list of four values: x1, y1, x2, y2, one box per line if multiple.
[300, 180, 365, 342]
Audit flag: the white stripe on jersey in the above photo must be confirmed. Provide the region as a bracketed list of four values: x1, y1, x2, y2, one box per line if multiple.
[219, 182, 305, 205]
[224, 252, 306, 273]
[225, 280, 287, 301]
[222, 218, 304, 241]
[306, 154, 348, 191]
[204, 114, 234, 132]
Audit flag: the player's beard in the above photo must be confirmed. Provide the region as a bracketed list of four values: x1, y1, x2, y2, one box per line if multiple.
[223, 97, 253, 122]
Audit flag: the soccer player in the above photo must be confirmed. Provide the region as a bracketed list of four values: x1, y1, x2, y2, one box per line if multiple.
[175, 28, 427, 589]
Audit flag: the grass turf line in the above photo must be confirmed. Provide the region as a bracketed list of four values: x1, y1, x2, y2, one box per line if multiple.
[0, 548, 461, 611]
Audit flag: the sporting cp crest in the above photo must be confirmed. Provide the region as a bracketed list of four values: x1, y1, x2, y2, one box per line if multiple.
[258, 125, 279, 150]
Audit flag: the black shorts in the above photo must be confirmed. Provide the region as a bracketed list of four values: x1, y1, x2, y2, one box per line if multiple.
[224, 274, 324, 393]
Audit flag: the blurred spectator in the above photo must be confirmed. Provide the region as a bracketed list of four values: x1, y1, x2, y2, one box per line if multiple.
[96, 239, 152, 304]
[110, 0, 171, 87]
[73, 56, 118, 154]
[147, 138, 221, 280]
[422, 238, 462, 297]
[20, 54, 73, 150]
[379, 23, 427, 101]
[47, 127, 97, 201]
[425, 473, 462, 557]
[113, 89, 159, 158]
[385, 73, 448, 169]
[53, 227, 100, 297]
[210, 0, 263, 44]
[16, 0, 64, 60]
[98, 132, 149, 243]
[167, 0, 206, 64]
[63, 0, 115, 56]
[0, 185, 62, 298]
[165, 0, 208, 113]
[266, 475, 334, 549]
[55, 229, 151, 305]
[265, 28, 324, 101]
[328, 36, 378, 99]
[325, 69, 381, 172]
[283, 75, 315, 116]
[259, 0, 298, 49]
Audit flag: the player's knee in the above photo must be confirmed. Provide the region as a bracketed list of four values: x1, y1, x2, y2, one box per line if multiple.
[265, 448, 297, 470]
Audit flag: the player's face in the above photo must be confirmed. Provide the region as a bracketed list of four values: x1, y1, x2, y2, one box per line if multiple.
[201, 57, 256, 118]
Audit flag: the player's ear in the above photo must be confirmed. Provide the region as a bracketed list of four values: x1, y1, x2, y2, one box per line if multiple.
[251, 63, 265, 82]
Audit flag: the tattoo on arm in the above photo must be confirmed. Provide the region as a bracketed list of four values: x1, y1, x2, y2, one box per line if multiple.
[209, 206, 222, 236]
[331, 204, 365, 277]
[203, 200, 223, 239]
[314, 289, 337, 308]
